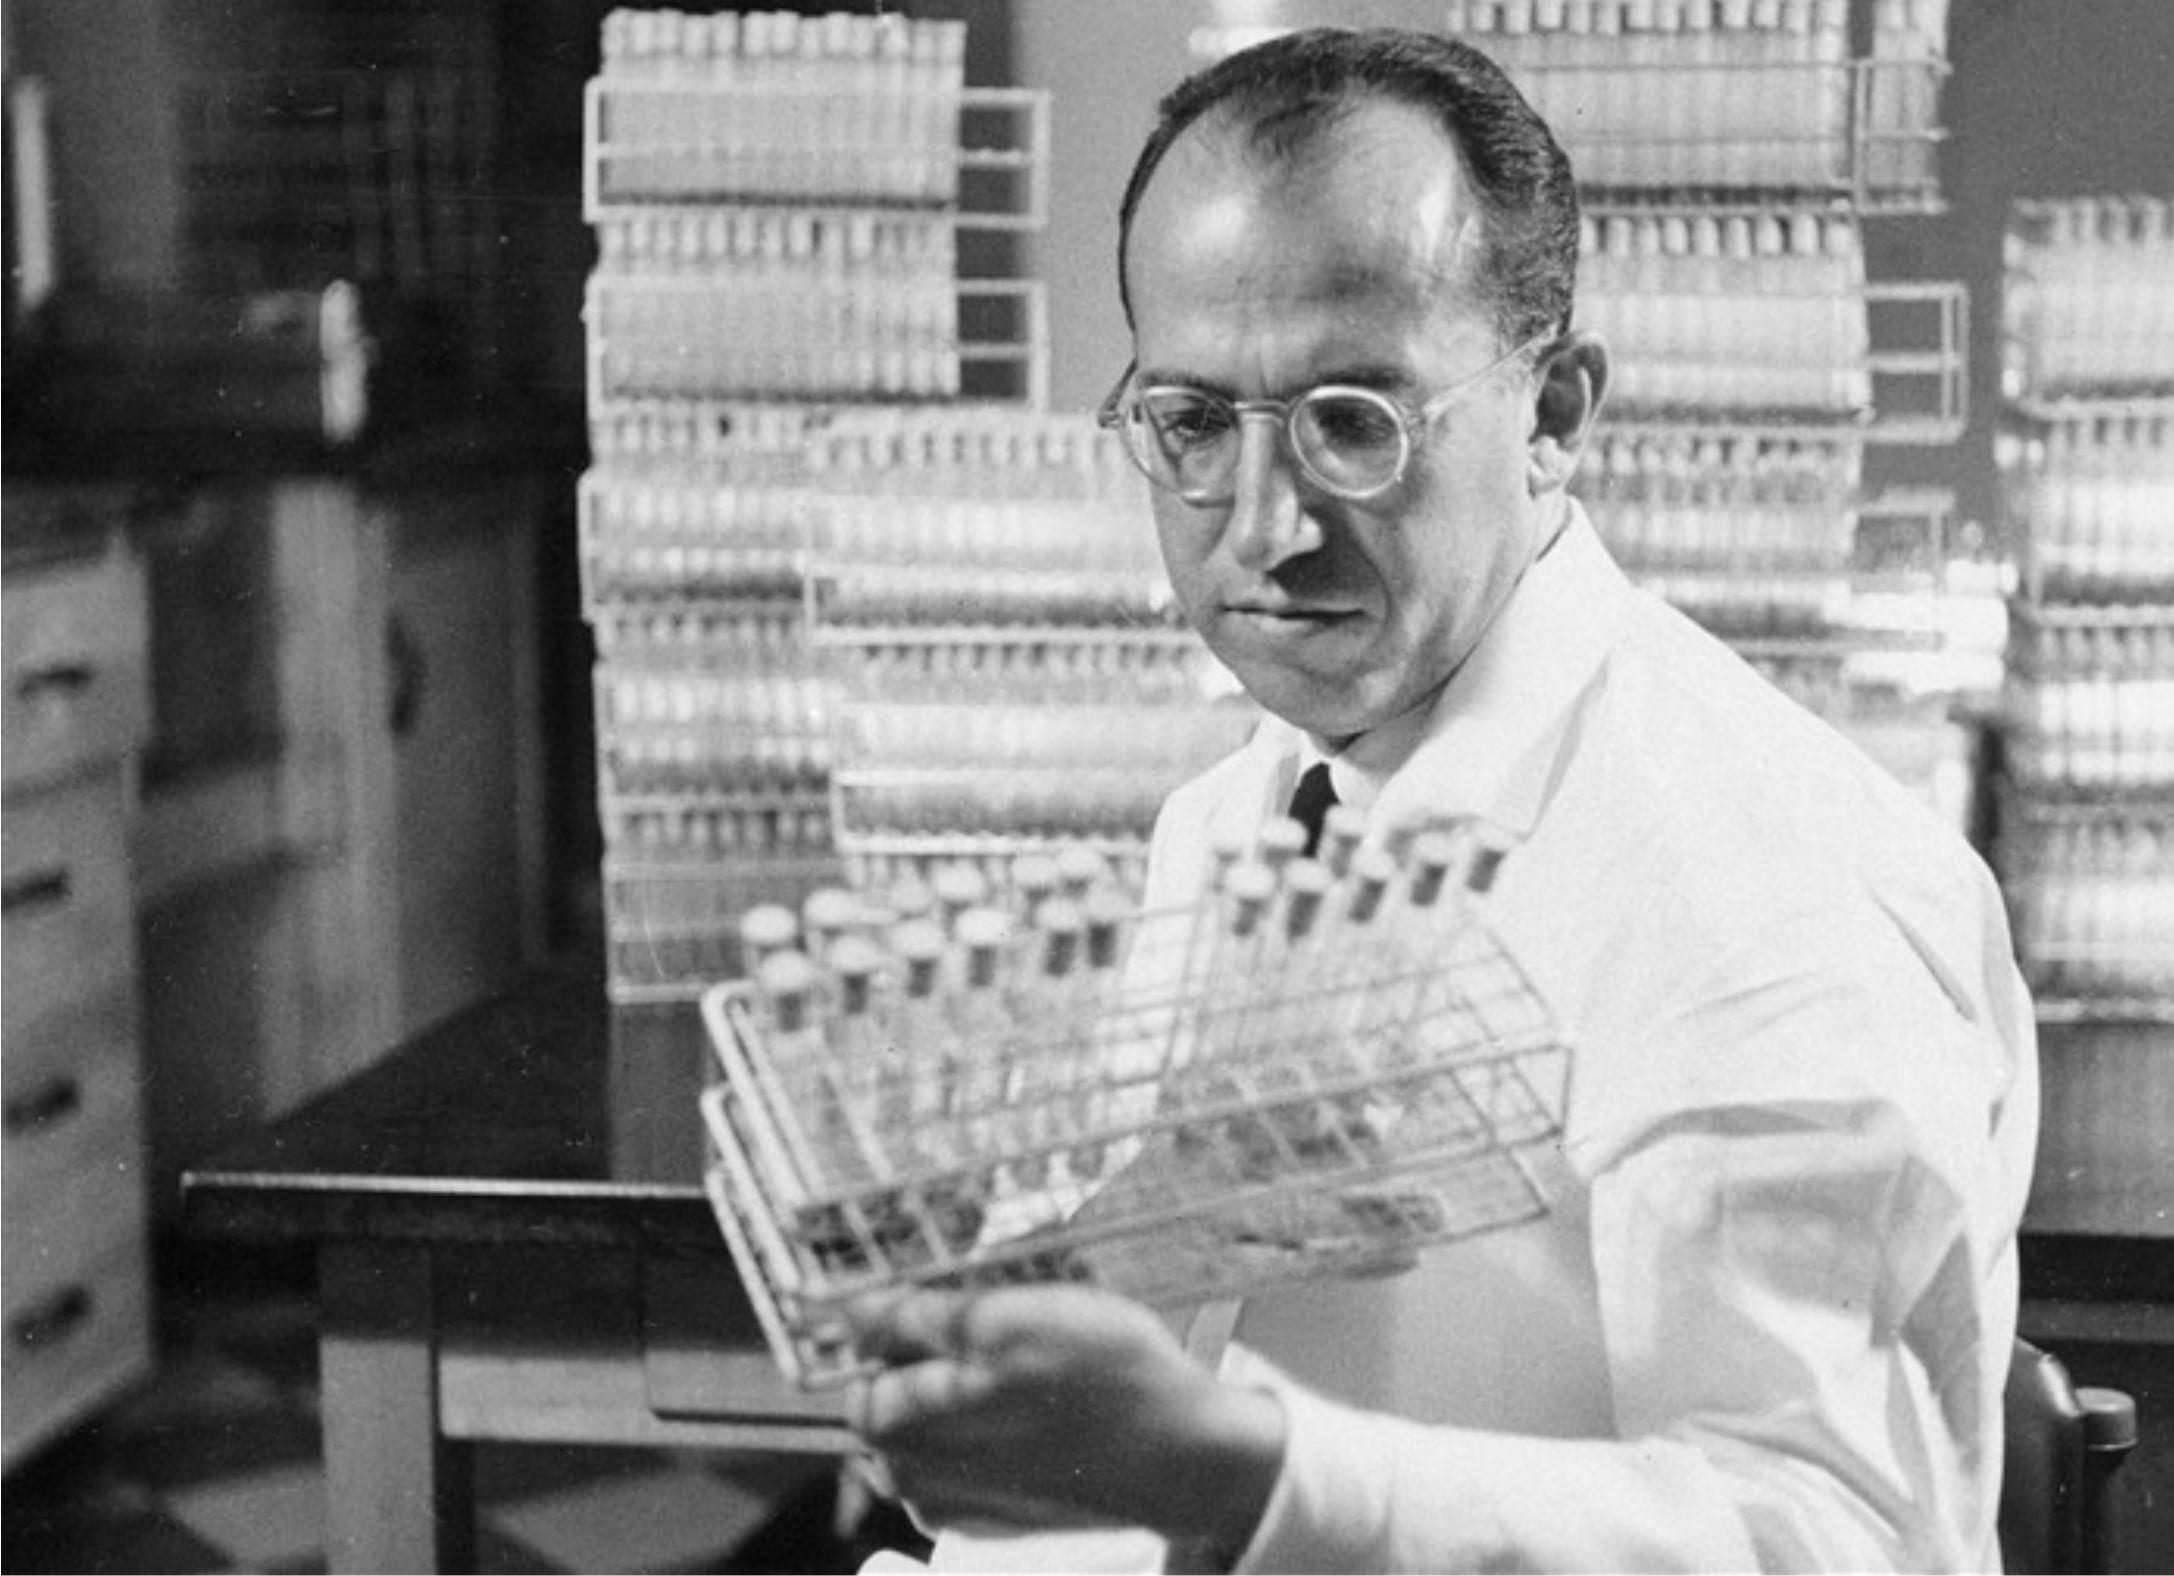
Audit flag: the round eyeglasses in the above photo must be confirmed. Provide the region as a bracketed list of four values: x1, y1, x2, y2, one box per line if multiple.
[1096, 334, 1548, 505]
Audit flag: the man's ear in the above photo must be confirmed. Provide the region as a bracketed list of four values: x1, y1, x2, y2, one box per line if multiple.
[1526, 330, 1609, 495]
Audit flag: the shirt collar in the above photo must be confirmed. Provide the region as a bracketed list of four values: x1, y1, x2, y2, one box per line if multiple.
[1258, 499, 1632, 839]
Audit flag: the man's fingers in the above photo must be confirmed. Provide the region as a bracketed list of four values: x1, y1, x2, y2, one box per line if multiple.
[849, 1355, 1000, 1443]
[844, 1288, 972, 1366]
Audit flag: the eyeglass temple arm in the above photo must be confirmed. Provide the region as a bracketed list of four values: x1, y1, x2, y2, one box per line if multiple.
[1095, 361, 1138, 427]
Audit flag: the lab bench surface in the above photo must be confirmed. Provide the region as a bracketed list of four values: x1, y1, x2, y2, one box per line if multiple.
[183, 963, 2174, 1574]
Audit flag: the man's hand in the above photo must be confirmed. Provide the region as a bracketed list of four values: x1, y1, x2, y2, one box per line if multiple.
[844, 1283, 1286, 1549]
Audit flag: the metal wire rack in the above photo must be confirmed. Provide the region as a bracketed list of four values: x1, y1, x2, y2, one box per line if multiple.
[698, 821, 1573, 1388]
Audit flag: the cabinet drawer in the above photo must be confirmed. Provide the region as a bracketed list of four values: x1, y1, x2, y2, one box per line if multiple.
[2, 547, 150, 793]
[3, 1085, 145, 1265]
[2, 988, 143, 1236]
[1, 1217, 151, 1469]
[3, 775, 137, 1036]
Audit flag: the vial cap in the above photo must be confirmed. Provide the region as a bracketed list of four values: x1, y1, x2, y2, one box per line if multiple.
[738, 903, 800, 951]
[1284, 859, 1335, 899]
[954, 905, 1014, 950]
[1410, 830, 1458, 873]
[1012, 852, 1060, 895]
[758, 949, 822, 997]
[1257, 818, 1309, 866]
[802, 886, 861, 930]
[1036, 897, 1085, 936]
[1225, 860, 1277, 906]
[1055, 845, 1111, 891]
[1323, 803, 1368, 843]
[828, 934, 889, 981]
[1083, 884, 1134, 926]
[1351, 845, 1398, 887]
[890, 916, 946, 961]
[933, 863, 990, 908]
[885, 874, 936, 920]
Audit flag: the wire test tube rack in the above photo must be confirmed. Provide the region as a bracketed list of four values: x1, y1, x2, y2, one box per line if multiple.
[698, 814, 1573, 1388]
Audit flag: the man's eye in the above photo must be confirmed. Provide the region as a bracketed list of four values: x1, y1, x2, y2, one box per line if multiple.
[1305, 396, 1403, 451]
[1143, 394, 1234, 449]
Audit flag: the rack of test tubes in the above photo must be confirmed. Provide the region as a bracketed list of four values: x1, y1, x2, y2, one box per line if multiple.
[786, 405, 1260, 885]
[1576, 208, 1872, 425]
[584, 407, 849, 1003]
[584, 10, 1049, 407]
[1483, 0, 1975, 825]
[580, 11, 1053, 1003]
[1450, 0, 1947, 208]
[2000, 197, 2174, 412]
[697, 813, 1571, 1388]
[1995, 195, 2174, 1024]
[821, 631, 1257, 890]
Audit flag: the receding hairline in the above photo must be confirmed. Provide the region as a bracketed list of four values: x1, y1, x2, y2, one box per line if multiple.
[1119, 92, 1490, 321]
[1114, 28, 1583, 348]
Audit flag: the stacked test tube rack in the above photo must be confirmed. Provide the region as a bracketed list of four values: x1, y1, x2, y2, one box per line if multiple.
[1453, 0, 1949, 211]
[1475, 0, 1978, 823]
[698, 813, 1571, 1388]
[1994, 195, 2174, 1024]
[795, 405, 1262, 894]
[580, 9, 1051, 1003]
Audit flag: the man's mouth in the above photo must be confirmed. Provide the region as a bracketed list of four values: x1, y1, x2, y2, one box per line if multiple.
[1227, 603, 1353, 626]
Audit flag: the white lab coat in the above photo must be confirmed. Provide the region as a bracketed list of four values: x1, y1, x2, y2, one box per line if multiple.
[910, 510, 2035, 1572]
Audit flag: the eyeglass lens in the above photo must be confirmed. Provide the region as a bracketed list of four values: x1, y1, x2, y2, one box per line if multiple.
[1127, 387, 1410, 500]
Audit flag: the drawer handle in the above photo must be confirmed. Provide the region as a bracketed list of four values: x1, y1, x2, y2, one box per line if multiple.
[1, 868, 70, 914]
[9, 1285, 92, 1351]
[14, 661, 98, 703]
[4, 1075, 82, 1134]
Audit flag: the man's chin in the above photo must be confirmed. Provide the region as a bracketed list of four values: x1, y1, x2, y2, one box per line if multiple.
[1230, 670, 1393, 743]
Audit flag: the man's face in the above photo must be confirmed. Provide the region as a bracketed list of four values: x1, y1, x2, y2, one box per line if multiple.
[1124, 99, 1556, 744]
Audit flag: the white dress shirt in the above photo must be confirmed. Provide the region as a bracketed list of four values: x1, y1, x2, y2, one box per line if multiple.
[920, 506, 2036, 1573]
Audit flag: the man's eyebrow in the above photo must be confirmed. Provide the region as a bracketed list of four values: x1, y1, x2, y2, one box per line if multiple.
[1131, 362, 1414, 398]
[1317, 363, 1410, 394]
[1131, 362, 1220, 392]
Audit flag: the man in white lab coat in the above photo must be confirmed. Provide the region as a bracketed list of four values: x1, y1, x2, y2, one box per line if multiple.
[846, 28, 2036, 1572]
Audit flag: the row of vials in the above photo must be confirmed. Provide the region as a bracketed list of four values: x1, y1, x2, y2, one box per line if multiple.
[593, 11, 965, 206]
[2003, 199, 2174, 400]
[2008, 817, 2174, 1001]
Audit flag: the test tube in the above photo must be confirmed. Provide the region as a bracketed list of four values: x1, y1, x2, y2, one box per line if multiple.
[1257, 816, 1310, 875]
[1011, 852, 1061, 927]
[1056, 844, 1112, 901]
[1083, 885, 1131, 975]
[1408, 832, 1458, 909]
[1016, 896, 1087, 1185]
[738, 903, 801, 971]
[1318, 804, 1367, 879]
[756, 949, 823, 1068]
[1224, 859, 1277, 943]
[1281, 859, 1334, 943]
[1345, 845, 1396, 925]
[801, 887, 861, 963]
[950, 904, 1016, 1140]
[932, 861, 990, 933]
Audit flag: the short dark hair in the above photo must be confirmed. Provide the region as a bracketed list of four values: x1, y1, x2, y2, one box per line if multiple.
[1115, 27, 1580, 351]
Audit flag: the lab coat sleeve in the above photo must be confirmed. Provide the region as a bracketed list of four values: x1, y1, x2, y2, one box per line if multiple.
[1230, 1104, 2000, 1574]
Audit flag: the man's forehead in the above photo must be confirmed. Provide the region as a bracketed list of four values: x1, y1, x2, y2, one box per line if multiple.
[1130, 117, 1485, 305]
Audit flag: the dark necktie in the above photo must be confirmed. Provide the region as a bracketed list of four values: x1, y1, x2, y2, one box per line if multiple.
[1285, 761, 1338, 859]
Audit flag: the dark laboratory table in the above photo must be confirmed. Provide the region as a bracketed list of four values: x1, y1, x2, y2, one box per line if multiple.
[182, 966, 2174, 1573]
[180, 964, 848, 1575]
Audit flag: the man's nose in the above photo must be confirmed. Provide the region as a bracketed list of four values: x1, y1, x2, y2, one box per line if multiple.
[1224, 411, 1325, 571]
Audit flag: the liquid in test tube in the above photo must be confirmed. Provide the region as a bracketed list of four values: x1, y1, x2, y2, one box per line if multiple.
[946, 904, 1017, 1167]
[824, 932, 897, 1186]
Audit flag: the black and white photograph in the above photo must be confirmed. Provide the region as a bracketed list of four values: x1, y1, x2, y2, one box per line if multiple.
[2, 2, 2169, 1571]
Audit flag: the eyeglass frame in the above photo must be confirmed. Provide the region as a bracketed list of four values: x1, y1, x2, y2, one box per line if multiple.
[1095, 331, 1553, 505]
